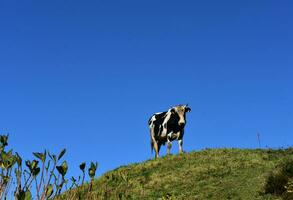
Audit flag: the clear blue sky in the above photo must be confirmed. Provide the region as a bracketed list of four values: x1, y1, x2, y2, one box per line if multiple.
[0, 1, 292, 178]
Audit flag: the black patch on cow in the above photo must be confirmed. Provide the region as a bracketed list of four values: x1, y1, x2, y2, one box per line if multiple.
[148, 118, 152, 125]
[148, 112, 167, 125]
[157, 140, 166, 149]
[165, 112, 186, 142]
[166, 112, 181, 133]
[177, 130, 184, 140]
[170, 108, 175, 114]
[154, 112, 167, 121]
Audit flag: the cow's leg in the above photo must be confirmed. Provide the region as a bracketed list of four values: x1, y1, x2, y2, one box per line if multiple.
[178, 139, 184, 154]
[167, 135, 172, 155]
[151, 136, 159, 158]
[167, 140, 172, 155]
[157, 142, 162, 155]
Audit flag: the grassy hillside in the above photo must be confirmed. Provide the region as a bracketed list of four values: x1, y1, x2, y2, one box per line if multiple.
[60, 148, 293, 200]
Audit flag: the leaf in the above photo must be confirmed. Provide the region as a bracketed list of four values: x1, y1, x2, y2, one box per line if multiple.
[58, 149, 66, 161]
[25, 160, 40, 176]
[48, 152, 57, 163]
[0, 151, 17, 169]
[7, 155, 17, 169]
[46, 160, 51, 172]
[62, 161, 68, 176]
[88, 169, 95, 179]
[15, 167, 21, 177]
[31, 160, 39, 170]
[24, 190, 32, 200]
[0, 161, 4, 169]
[15, 152, 22, 166]
[17, 189, 32, 200]
[33, 152, 43, 161]
[48, 152, 52, 159]
[0, 134, 8, 148]
[33, 150, 46, 162]
[56, 166, 63, 176]
[45, 184, 54, 198]
[33, 167, 40, 177]
[88, 162, 98, 179]
[2, 175, 10, 184]
[71, 176, 77, 183]
[56, 161, 68, 177]
[79, 162, 86, 171]
[0, 151, 8, 168]
[25, 160, 31, 170]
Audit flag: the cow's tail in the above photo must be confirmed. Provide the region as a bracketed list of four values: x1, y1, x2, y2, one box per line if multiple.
[149, 118, 154, 155]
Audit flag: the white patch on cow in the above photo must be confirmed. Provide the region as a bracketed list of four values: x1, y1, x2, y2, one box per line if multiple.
[168, 131, 180, 140]
[175, 132, 181, 140]
[161, 110, 172, 137]
[148, 115, 156, 128]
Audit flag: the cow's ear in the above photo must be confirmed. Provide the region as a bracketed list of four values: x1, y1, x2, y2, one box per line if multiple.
[185, 107, 191, 112]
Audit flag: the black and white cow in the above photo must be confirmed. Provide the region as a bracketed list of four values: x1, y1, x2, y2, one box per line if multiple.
[148, 105, 191, 158]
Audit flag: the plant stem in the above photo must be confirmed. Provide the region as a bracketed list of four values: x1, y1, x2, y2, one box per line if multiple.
[37, 161, 45, 198]
[35, 176, 40, 200]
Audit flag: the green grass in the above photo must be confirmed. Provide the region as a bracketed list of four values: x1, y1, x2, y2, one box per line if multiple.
[60, 148, 293, 200]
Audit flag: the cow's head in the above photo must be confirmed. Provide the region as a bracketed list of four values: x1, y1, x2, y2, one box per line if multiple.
[170, 104, 191, 126]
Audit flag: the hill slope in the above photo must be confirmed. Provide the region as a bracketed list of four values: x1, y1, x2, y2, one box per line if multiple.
[63, 148, 293, 199]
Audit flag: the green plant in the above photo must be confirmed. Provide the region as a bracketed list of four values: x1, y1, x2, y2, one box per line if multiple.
[264, 158, 293, 199]
[0, 135, 18, 199]
[88, 162, 98, 192]
[0, 134, 98, 200]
